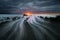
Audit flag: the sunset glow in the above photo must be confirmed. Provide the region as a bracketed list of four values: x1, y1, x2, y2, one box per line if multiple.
[25, 12, 32, 16]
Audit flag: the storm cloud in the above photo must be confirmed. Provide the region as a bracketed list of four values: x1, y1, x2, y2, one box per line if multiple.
[18, 0, 60, 12]
[0, 0, 60, 14]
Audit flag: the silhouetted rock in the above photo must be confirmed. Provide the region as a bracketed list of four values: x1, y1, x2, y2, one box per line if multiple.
[7, 17, 10, 19]
[44, 15, 60, 22]
[54, 16, 60, 22]
[40, 16, 43, 18]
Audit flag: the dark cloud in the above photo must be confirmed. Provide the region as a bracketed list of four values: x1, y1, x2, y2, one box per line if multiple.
[0, 0, 60, 14]
[18, 0, 60, 12]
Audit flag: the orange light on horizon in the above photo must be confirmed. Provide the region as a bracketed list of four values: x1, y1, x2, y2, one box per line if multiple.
[24, 12, 32, 16]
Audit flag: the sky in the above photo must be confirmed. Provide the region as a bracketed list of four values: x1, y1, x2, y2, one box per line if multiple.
[0, 0, 60, 14]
